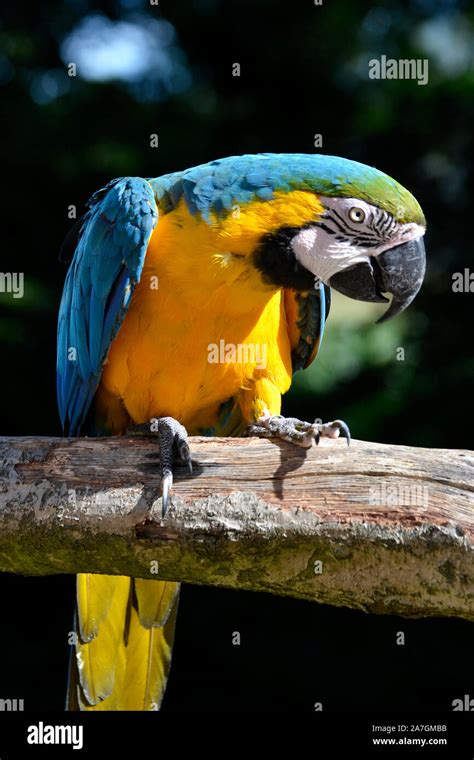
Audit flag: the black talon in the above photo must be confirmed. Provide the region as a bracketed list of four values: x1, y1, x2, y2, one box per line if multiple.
[333, 419, 351, 446]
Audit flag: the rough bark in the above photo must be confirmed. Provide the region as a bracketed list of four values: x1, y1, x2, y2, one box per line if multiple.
[0, 435, 472, 620]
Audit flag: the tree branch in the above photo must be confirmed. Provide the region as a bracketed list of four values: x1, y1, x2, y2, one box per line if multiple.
[0, 435, 473, 620]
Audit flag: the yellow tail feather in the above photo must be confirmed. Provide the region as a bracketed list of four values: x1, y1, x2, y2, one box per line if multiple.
[135, 578, 180, 628]
[75, 574, 130, 706]
[119, 592, 178, 710]
[69, 574, 179, 711]
[76, 573, 127, 642]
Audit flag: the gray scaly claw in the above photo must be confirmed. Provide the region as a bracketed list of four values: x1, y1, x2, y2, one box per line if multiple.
[127, 416, 192, 516]
[153, 416, 191, 516]
[247, 413, 351, 448]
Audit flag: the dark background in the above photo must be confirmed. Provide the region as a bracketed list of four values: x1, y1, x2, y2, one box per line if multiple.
[0, 0, 472, 712]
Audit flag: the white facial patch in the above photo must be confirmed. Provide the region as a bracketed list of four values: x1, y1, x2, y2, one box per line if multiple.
[291, 226, 369, 285]
[290, 197, 425, 286]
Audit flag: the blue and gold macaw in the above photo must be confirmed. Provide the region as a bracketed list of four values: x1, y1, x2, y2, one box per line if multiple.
[57, 153, 426, 710]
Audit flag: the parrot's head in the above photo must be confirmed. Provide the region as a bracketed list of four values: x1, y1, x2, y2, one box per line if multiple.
[252, 154, 426, 322]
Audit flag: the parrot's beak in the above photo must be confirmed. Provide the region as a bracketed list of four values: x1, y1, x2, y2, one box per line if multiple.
[328, 237, 426, 323]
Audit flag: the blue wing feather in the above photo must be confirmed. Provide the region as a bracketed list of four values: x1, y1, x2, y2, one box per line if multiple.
[56, 177, 158, 435]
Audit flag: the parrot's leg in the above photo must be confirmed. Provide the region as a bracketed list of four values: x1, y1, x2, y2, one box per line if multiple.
[246, 412, 350, 448]
[127, 417, 192, 515]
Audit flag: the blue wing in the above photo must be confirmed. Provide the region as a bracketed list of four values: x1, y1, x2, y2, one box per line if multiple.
[56, 177, 159, 435]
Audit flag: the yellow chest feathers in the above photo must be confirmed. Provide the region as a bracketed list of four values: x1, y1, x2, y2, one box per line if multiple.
[99, 200, 297, 425]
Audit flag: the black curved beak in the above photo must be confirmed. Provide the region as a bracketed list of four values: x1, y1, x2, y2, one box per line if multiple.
[329, 237, 426, 323]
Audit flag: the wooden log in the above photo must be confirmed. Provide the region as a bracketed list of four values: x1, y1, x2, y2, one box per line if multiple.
[0, 435, 472, 620]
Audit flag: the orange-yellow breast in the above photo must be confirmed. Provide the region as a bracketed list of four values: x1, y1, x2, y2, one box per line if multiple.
[96, 191, 324, 433]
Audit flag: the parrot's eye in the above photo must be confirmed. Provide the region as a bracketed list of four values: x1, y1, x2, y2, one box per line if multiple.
[349, 207, 366, 223]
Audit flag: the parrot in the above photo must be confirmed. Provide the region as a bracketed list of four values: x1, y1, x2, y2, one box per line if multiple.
[56, 153, 426, 710]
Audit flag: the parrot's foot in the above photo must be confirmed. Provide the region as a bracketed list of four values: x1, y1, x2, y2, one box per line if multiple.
[127, 417, 192, 516]
[246, 412, 350, 448]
